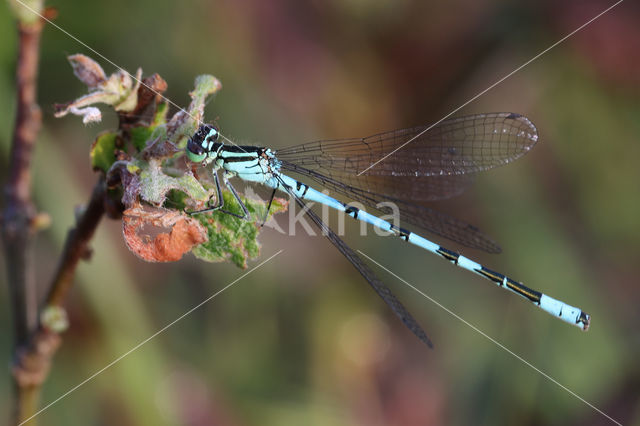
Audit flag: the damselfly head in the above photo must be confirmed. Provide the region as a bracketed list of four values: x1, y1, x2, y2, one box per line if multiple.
[186, 124, 221, 163]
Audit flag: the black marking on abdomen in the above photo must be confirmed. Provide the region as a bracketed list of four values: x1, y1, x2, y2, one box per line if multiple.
[344, 205, 360, 219]
[436, 247, 459, 264]
[477, 267, 505, 285]
[505, 277, 541, 303]
[390, 224, 411, 241]
[295, 180, 310, 197]
[478, 267, 542, 303]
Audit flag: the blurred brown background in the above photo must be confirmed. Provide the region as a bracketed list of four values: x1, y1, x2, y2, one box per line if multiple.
[1, 0, 639, 425]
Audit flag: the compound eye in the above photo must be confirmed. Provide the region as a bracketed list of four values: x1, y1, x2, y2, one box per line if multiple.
[186, 137, 207, 163]
[187, 137, 205, 155]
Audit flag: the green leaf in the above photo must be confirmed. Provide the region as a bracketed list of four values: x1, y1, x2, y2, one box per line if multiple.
[164, 189, 190, 210]
[153, 102, 169, 125]
[138, 159, 209, 205]
[90, 131, 118, 173]
[191, 191, 287, 268]
[191, 75, 222, 104]
[130, 126, 154, 152]
[130, 102, 170, 151]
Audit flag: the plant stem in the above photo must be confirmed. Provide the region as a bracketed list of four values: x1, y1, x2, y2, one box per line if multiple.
[1, 15, 44, 426]
[45, 178, 106, 307]
[11, 177, 106, 426]
[3, 13, 43, 348]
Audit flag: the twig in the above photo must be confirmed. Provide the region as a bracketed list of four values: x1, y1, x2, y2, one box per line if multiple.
[45, 178, 106, 307]
[3, 9, 43, 348]
[1, 13, 44, 426]
[10, 177, 107, 426]
[1, 4, 110, 425]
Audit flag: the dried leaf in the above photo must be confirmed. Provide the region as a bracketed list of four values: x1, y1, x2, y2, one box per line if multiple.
[67, 54, 107, 88]
[54, 61, 143, 122]
[123, 204, 207, 262]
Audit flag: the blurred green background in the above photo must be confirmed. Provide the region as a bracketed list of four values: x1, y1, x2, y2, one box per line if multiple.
[1, 0, 639, 425]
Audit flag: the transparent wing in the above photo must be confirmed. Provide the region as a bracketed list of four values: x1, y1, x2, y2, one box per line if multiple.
[279, 161, 501, 253]
[276, 174, 433, 348]
[276, 113, 538, 202]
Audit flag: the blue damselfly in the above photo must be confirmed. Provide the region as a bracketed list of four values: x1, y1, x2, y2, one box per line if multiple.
[186, 112, 590, 347]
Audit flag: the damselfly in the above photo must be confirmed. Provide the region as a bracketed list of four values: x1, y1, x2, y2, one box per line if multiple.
[185, 112, 590, 347]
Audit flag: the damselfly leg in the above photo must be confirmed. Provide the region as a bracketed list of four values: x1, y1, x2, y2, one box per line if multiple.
[261, 187, 278, 227]
[188, 170, 250, 219]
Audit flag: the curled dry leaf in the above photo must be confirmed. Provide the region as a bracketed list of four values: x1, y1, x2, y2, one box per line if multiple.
[124, 73, 168, 120]
[54, 54, 143, 123]
[67, 53, 107, 88]
[123, 203, 207, 262]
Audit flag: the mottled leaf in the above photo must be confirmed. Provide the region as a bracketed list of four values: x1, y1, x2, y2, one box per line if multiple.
[192, 191, 288, 268]
[138, 158, 209, 206]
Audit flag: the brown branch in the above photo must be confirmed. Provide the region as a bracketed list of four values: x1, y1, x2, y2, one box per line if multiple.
[1, 14, 44, 426]
[10, 177, 107, 426]
[45, 178, 106, 307]
[4, 19, 162, 423]
[3, 14, 43, 348]
[3, 7, 172, 423]
[0, 5, 110, 425]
